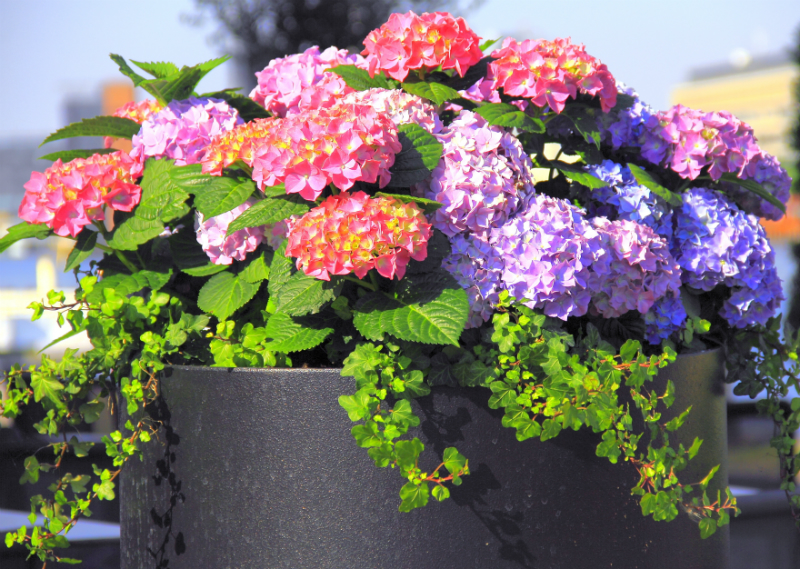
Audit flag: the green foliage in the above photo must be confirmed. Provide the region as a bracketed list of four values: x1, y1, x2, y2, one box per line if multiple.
[475, 102, 545, 133]
[387, 124, 444, 187]
[401, 81, 460, 106]
[197, 271, 260, 321]
[718, 173, 786, 214]
[327, 65, 397, 90]
[200, 90, 272, 121]
[40, 117, 141, 147]
[225, 195, 310, 236]
[0, 222, 51, 254]
[627, 163, 684, 207]
[39, 148, 116, 162]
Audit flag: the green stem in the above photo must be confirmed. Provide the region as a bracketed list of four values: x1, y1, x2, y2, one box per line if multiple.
[369, 270, 380, 291]
[342, 275, 376, 291]
[91, 223, 139, 273]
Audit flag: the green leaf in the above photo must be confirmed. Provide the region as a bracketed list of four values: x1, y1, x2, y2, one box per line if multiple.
[375, 192, 442, 215]
[536, 158, 608, 189]
[719, 173, 786, 214]
[401, 81, 460, 105]
[540, 418, 563, 441]
[130, 59, 179, 78]
[200, 90, 271, 121]
[193, 177, 255, 218]
[110, 53, 148, 86]
[94, 479, 115, 501]
[353, 273, 468, 346]
[197, 55, 232, 76]
[168, 163, 208, 191]
[41, 116, 141, 146]
[181, 263, 228, 277]
[197, 272, 259, 321]
[39, 148, 116, 162]
[64, 230, 98, 272]
[475, 102, 545, 133]
[106, 216, 166, 251]
[390, 399, 420, 428]
[31, 373, 64, 405]
[327, 65, 395, 90]
[699, 517, 717, 539]
[85, 270, 172, 303]
[340, 389, 375, 421]
[263, 312, 333, 353]
[273, 271, 336, 316]
[561, 103, 602, 147]
[432, 485, 450, 502]
[226, 195, 310, 236]
[399, 481, 430, 512]
[20, 456, 40, 485]
[395, 439, 424, 471]
[268, 241, 294, 298]
[627, 163, 683, 207]
[442, 447, 468, 475]
[139, 68, 203, 105]
[0, 222, 51, 254]
[351, 423, 383, 447]
[386, 124, 444, 188]
[240, 250, 272, 283]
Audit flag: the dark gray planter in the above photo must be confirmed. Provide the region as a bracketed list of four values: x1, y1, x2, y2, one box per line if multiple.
[121, 349, 729, 569]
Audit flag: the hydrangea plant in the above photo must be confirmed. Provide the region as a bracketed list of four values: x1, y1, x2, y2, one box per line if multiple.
[1, 10, 799, 565]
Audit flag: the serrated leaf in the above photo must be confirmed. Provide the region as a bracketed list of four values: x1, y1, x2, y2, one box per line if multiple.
[130, 59, 179, 78]
[110, 53, 148, 86]
[387, 125, 444, 188]
[353, 272, 468, 345]
[375, 192, 442, 215]
[327, 65, 395, 90]
[401, 81, 460, 105]
[273, 271, 336, 316]
[0, 222, 51, 254]
[39, 148, 116, 162]
[627, 163, 683, 207]
[536, 158, 608, 189]
[475, 102, 545, 133]
[194, 177, 255, 218]
[64, 230, 98, 272]
[226, 195, 310, 236]
[561, 103, 602, 147]
[197, 272, 260, 321]
[240, 251, 272, 283]
[168, 163, 209, 190]
[262, 312, 333, 353]
[106, 216, 166, 251]
[719, 173, 786, 214]
[268, 241, 294, 297]
[41, 116, 141, 146]
[181, 263, 227, 277]
[197, 55, 231, 75]
[201, 90, 271, 121]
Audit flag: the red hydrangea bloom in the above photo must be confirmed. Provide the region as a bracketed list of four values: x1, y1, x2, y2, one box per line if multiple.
[285, 191, 431, 281]
[362, 11, 484, 82]
[19, 151, 143, 237]
[486, 37, 617, 113]
[103, 99, 162, 148]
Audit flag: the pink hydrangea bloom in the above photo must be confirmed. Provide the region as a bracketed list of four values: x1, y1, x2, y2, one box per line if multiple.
[485, 37, 617, 113]
[103, 99, 162, 148]
[285, 191, 431, 281]
[362, 11, 484, 82]
[250, 46, 365, 117]
[341, 88, 443, 134]
[131, 97, 243, 166]
[195, 199, 264, 265]
[19, 151, 143, 237]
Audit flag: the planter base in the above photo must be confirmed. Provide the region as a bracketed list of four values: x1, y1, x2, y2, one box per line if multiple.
[121, 350, 729, 569]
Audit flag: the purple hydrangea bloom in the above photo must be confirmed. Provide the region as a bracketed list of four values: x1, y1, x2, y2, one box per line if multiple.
[413, 110, 536, 241]
[195, 199, 264, 265]
[720, 266, 783, 328]
[587, 217, 682, 319]
[597, 83, 655, 149]
[131, 97, 243, 166]
[643, 294, 686, 344]
[580, 160, 673, 239]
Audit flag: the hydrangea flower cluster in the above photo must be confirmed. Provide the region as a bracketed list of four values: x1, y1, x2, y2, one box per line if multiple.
[103, 99, 163, 148]
[413, 110, 535, 241]
[587, 217, 682, 319]
[639, 104, 790, 219]
[671, 187, 783, 327]
[484, 37, 617, 113]
[579, 160, 673, 239]
[19, 151, 143, 237]
[131, 97, 243, 166]
[362, 11, 483, 81]
[201, 118, 275, 175]
[341, 88, 443, 134]
[285, 191, 431, 281]
[249, 46, 364, 117]
[643, 294, 687, 344]
[596, 84, 654, 149]
[195, 199, 265, 265]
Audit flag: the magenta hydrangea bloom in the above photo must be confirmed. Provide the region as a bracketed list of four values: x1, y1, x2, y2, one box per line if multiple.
[195, 200, 264, 265]
[131, 97, 243, 167]
[342, 88, 443, 134]
[413, 110, 535, 241]
[250, 46, 365, 117]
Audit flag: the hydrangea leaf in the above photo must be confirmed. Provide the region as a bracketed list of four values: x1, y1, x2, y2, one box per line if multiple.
[130, 60, 179, 78]
[273, 271, 337, 316]
[139, 67, 204, 105]
[327, 65, 396, 90]
[352, 272, 468, 346]
[64, 229, 98, 272]
[40, 116, 141, 147]
[39, 148, 116, 162]
[268, 241, 294, 298]
[197, 271, 260, 321]
[375, 192, 443, 215]
[181, 264, 228, 277]
[387, 125, 444, 188]
[719, 173, 786, 214]
[536, 158, 608, 189]
[475, 102, 545, 133]
[110, 53, 148, 87]
[560, 103, 602, 147]
[262, 312, 334, 353]
[193, 177, 255, 218]
[401, 81, 460, 106]
[200, 91, 271, 121]
[226, 196, 310, 236]
[0, 222, 52, 254]
[168, 163, 210, 191]
[240, 250, 272, 283]
[627, 163, 683, 207]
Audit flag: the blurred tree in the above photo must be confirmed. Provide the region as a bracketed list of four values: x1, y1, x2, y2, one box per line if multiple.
[191, 0, 479, 81]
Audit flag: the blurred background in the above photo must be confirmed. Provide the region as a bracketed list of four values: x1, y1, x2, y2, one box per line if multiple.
[1, 1, 799, 567]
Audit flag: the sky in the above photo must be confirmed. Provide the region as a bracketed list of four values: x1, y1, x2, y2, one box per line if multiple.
[0, 0, 798, 142]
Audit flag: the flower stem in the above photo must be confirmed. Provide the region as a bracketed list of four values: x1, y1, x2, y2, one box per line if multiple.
[342, 275, 377, 291]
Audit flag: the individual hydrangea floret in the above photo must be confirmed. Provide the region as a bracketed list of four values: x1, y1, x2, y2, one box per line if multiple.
[285, 191, 431, 281]
[341, 88, 443, 134]
[486, 37, 617, 113]
[587, 217, 682, 319]
[596, 83, 655, 149]
[413, 110, 535, 241]
[362, 11, 483, 82]
[131, 97, 243, 167]
[249, 46, 365, 117]
[195, 199, 264, 265]
[19, 151, 143, 237]
[104, 99, 163, 148]
[579, 160, 672, 239]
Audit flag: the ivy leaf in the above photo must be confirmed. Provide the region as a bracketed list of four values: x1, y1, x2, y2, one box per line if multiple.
[339, 390, 374, 421]
[0, 222, 51, 254]
[262, 312, 333, 353]
[390, 399, 420, 427]
[395, 438, 424, 471]
[351, 423, 383, 447]
[442, 447, 468, 475]
[399, 481, 429, 512]
[386, 124, 443, 188]
[40, 116, 141, 146]
[699, 518, 717, 539]
[85, 270, 172, 303]
[719, 173, 786, 214]
[64, 229, 98, 272]
[432, 485, 450, 502]
[39, 148, 116, 162]
[200, 90, 271, 121]
[401, 81, 460, 105]
[197, 272, 260, 321]
[540, 418, 563, 441]
[627, 163, 683, 207]
[475, 102, 545, 133]
[31, 373, 64, 405]
[193, 177, 255, 218]
[226, 195, 310, 236]
[327, 65, 396, 90]
[353, 272, 468, 346]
